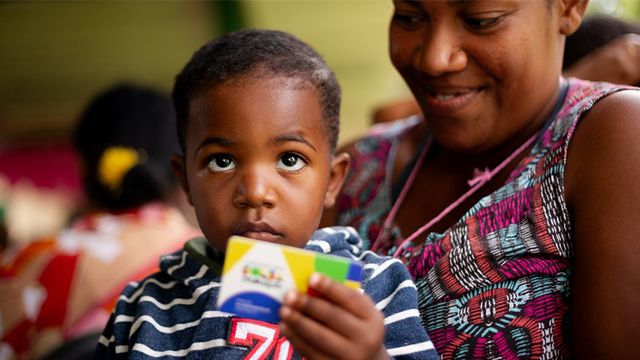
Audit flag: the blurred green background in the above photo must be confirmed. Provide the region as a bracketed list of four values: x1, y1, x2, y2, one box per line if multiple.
[0, 0, 638, 146]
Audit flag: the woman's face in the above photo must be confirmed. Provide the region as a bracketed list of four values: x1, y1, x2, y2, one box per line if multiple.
[390, 0, 566, 152]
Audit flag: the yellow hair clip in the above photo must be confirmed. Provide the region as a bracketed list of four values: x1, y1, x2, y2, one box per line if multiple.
[97, 146, 141, 191]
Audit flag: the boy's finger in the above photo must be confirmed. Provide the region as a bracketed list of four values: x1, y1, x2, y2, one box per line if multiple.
[307, 273, 376, 319]
[283, 288, 364, 336]
[279, 305, 351, 359]
[279, 322, 335, 360]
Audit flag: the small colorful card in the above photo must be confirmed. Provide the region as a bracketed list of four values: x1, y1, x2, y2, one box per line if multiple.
[217, 236, 363, 323]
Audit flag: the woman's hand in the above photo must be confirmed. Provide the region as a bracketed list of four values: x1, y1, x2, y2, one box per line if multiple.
[278, 273, 390, 360]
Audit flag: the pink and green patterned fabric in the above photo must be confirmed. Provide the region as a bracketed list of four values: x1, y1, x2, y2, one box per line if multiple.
[337, 78, 637, 359]
[0, 203, 200, 359]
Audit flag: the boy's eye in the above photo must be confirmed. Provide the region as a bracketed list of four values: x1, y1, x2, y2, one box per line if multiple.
[208, 154, 236, 172]
[276, 153, 306, 172]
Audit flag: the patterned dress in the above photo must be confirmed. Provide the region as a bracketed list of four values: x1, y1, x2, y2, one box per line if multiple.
[0, 203, 200, 360]
[337, 78, 636, 359]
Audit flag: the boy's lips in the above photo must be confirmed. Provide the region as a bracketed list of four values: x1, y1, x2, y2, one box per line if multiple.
[235, 222, 282, 243]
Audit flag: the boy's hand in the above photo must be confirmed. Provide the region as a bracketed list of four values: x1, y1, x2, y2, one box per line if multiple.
[278, 273, 390, 360]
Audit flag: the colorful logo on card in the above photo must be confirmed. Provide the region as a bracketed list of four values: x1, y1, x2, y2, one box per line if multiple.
[242, 262, 284, 288]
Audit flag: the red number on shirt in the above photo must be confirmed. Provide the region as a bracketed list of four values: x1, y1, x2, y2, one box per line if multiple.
[229, 318, 299, 360]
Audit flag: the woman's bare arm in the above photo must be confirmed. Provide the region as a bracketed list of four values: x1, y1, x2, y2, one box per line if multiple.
[565, 90, 640, 359]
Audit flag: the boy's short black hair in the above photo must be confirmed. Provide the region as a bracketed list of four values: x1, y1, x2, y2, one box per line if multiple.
[173, 29, 341, 153]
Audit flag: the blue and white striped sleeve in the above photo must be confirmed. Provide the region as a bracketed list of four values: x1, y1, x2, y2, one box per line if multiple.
[93, 280, 141, 359]
[360, 252, 439, 360]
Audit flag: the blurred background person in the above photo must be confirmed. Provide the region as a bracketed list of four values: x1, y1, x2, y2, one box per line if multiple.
[563, 14, 640, 86]
[0, 84, 200, 360]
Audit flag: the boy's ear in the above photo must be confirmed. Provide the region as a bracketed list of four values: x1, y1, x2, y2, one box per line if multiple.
[324, 152, 350, 208]
[558, 0, 589, 36]
[171, 154, 193, 205]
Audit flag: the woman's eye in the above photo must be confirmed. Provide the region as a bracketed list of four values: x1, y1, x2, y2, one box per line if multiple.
[277, 153, 306, 172]
[207, 154, 236, 172]
[465, 16, 503, 30]
[392, 13, 423, 28]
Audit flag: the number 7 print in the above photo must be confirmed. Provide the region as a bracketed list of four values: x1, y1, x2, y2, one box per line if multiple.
[229, 318, 304, 360]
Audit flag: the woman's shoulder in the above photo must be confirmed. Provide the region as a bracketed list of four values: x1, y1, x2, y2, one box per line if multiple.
[343, 115, 422, 159]
[580, 83, 640, 120]
[366, 114, 422, 138]
[563, 78, 637, 115]
[565, 83, 640, 193]
[338, 115, 422, 187]
[561, 78, 640, 147]
[542, 78, 637, 147]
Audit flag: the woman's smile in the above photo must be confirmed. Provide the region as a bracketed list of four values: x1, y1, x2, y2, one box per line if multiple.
[389, 0, 563, 151]
[418, 85, 483, 115]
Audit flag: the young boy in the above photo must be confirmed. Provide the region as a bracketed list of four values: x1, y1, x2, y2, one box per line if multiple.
[94, 29, 438, 360]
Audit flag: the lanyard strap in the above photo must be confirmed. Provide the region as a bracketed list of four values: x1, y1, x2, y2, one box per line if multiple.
[371, 136, 432, 253]
[371, 79, 569, 256]
[390, 130, 540, 258]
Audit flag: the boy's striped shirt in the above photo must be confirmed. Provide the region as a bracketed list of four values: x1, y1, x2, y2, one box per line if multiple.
[94, 226, 438, 359]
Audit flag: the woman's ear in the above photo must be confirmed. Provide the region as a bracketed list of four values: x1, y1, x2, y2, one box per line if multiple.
[170, 154, 193, 205]
[558, 0, 589, 36]
[324, 152, 350, 208]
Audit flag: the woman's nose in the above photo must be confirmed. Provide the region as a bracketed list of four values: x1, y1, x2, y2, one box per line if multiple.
[232, 168, 276, 209]
[413, 25, 467, 77]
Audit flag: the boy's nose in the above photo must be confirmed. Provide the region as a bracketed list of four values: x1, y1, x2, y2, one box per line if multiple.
[413, 25, 467, 77]
[232, 168, 276, 209]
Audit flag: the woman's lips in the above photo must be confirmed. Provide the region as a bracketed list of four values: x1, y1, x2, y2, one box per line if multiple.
[420, 87, 481, 114]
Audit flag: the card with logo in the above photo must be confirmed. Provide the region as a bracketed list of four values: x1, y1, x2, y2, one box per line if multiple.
[217, 236, 363, 323]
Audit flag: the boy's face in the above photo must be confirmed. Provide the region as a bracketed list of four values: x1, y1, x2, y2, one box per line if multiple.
[172, 77, 348, 253]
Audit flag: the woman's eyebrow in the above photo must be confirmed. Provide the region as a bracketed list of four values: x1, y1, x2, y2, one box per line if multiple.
[395, 0, 422, 9]
[395, 0, 473, 10]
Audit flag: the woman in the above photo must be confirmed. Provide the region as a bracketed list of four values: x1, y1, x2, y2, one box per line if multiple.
[323, 0, 640, 358]
[0, 84, 200, 359]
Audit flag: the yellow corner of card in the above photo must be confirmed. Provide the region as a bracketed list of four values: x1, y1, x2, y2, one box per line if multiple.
[343, 280, 360, 290]
[222, 236, 254, 275]
[282, 248, 315, 292]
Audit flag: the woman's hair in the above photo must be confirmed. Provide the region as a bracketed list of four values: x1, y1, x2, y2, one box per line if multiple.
[73, 84, 181, 210]
[172, 29, 341, 153]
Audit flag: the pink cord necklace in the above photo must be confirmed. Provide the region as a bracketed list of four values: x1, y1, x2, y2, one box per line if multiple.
[369, 130, 541, 257]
